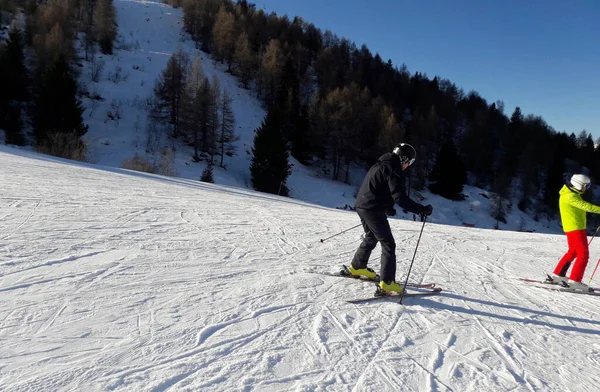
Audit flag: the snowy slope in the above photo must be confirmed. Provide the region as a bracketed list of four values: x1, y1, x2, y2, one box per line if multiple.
[2, 145, 600, 392]
[79, 0, 281, 191]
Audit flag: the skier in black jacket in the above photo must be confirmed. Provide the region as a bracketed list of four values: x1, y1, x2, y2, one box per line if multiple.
[347, 143, 433, 294]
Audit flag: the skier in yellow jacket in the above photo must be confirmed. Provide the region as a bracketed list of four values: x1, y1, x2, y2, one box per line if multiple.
[550, 174, 600, 291]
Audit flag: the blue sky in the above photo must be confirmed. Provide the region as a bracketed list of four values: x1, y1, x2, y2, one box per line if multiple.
[255, 0, 600, 138]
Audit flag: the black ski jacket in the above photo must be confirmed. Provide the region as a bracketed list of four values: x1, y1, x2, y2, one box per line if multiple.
[354, 153, 424, 214]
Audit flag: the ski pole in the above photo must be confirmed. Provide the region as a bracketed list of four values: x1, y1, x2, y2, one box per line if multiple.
[588, 225, 600, 246]
[585, 226, 600, 285]
[319, 223, 362, 243]
[399, 216, 427, 304]
[589, 259, 600, 285]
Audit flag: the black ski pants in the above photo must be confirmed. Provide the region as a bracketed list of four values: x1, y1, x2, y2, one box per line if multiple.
[351, 208, 396, 283]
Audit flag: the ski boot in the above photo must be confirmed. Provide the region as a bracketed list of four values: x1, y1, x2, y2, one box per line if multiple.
[375, 281, 404, 296]
[545, 273, 568, 284]
[566, 280, 594, 292]
[342, 265, 378, 280]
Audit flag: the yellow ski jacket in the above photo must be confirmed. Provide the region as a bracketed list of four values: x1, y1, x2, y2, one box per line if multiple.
[559, 185, 600, 232]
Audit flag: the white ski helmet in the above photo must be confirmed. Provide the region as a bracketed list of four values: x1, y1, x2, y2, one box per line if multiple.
[392, 143, 416, 166]
[570, 174, 591, 192]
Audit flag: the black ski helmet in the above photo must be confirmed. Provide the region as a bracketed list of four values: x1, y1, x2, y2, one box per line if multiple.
[392, 143, 416, 166]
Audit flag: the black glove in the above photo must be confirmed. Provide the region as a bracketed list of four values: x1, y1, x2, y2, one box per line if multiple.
[385, 207, 396, 216]
[420, 204, 433, 217]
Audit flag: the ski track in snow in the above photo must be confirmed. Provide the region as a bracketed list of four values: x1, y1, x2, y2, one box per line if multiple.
[4, 149, 600, 391]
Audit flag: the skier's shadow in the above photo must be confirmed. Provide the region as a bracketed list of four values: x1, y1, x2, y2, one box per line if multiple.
[415, 292, 600, 335]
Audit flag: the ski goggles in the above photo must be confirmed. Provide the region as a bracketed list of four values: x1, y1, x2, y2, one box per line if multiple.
[399, 156, 415, 166]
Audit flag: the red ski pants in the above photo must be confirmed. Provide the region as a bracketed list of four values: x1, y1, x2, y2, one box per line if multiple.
[554, 229, 589, 282]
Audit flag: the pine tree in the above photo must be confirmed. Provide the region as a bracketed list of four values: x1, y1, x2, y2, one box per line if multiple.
[33, 55, 88, 158]
[489, 194, 509, 227]
[233, 31, 254, 88]
[321, 87, 348, 181]
[3, 27, 28, 102]
[491, 169, 512, 201]
[198, 78, 216, 156]
[260, 39, 284, 105]
[209, 75, 221, 163]
[183, 77, 214, 161]
[277, 57, 308, 162]
[428, 138, 466, 200]
[81, 0, 95, 61]
[93, 0, 117, 54]
[542, 136, 567, 217]
[459, 104, 494, 188]
[3, 105, 25, 146]
[32, 0, 75, 66]
[181, 0, 220, 52]
[200, 163, 214, 183]
[577, 130, 595, 171]
[0, 27, 28, 146]
[36, 22, 72, 67]
[505, 106, 524, 179]
[152, 49, 189, 138]
[377, 105, 403, 155]
[187, 56, 205, 90]
[592, 137, 600, 181]
[306, 91, 327, 159]
[411, 106, 439, 189]
[516, 116, 551, 213]
[217, 89, 238, 167]
[318, 84, 372, 182]
[290, 104, 310, 163]
[212, 6, 236, 72]
[180, 57, 206, 160]
[250, 106, 292, 196]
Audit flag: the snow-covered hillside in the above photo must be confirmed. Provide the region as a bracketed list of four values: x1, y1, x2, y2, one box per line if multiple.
[67, 0, 561, 234]
[78, 0, 268, 190]
[3, 144, 600, 392]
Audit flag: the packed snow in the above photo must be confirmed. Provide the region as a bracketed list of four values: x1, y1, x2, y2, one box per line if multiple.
[3, 0, 600, 391]
[3, 144, 600, 392]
